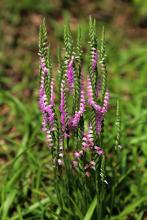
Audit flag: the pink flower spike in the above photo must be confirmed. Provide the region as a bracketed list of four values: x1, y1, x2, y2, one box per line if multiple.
[96, 112, 104, 134]
[74, 151, 81, 158]
[72, 113, 81, 127]
[96, 81, 101, 97]
[40, 57, 48, 75]
[102, 89, 110, 113]
[67, 56, 74, 91]
[72, 160, 78, 168]
[68, 74, 85, 130]
[97, 149, 104, 155]
[87, 77, 94, 105]
[82, 142, 88, 148]
[94, 146, 104, 155]
[87, 77, 103, 112]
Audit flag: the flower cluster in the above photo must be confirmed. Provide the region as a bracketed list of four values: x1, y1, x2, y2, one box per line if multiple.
[91, 47, 98, 71]
[39, 57, 55, 146]
[39, 18, 110, 177]
[66, 56, 74, 91]
[68, 73, 85, 129]
[72, 125, 104, 177]
[87, 76, 110, 134]
[37, 19, 123, 220]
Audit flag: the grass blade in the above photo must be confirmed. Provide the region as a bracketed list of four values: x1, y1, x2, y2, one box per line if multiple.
[84, 196, 97, 220]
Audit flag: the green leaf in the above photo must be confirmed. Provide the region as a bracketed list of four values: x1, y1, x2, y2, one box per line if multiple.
[69, 196, 84, 220]
[12, 197, 51, 220]
[110, 196, 147, 220]
[1, 189, 17, 220]
[84, 196, 97, 220]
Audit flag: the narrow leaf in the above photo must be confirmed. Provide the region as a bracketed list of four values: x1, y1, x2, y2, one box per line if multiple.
[84, 196, 97, 220]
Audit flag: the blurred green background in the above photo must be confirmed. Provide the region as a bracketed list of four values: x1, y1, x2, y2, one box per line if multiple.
[0, 0, 147, 219]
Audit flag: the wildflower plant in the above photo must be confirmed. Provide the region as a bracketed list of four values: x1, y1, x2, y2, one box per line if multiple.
[38, 18, 120, 220]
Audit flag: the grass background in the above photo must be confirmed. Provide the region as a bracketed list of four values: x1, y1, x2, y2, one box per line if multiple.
[0, 0, 147, 219]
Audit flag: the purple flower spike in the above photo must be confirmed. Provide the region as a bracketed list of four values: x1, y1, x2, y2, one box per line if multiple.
[67, 56, 74, 91]
[96, 81, 101, 97]
[101, 89, 110, 113]
[81, 125, 94, 151]
[39, 79, 54, 131]
[40, 98, 54, 132]
[95, 89, 110, 134]
[40, 57, 48, 75]
[68, 75, 85, 129]
[87, 75, 110, 135]
[71, 112, 81, 128]
[94, 146, 104, 155]
[39, 57, 55, 142]
[45, 104, 54, 131]
[74, 151, 81, 158]
[96, 112, 104, 135]
[39, 88, 46, 113]
[87, 77, 102, 111]
[87, 77, 94, 105]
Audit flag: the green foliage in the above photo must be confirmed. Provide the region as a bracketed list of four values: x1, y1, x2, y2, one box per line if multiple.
[39, 19, 48, 60]
[64, 22, 73, 58]
[5, 0, 58, 13]
[133, 0, 147, 16]
[84, 196, 97, 220]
